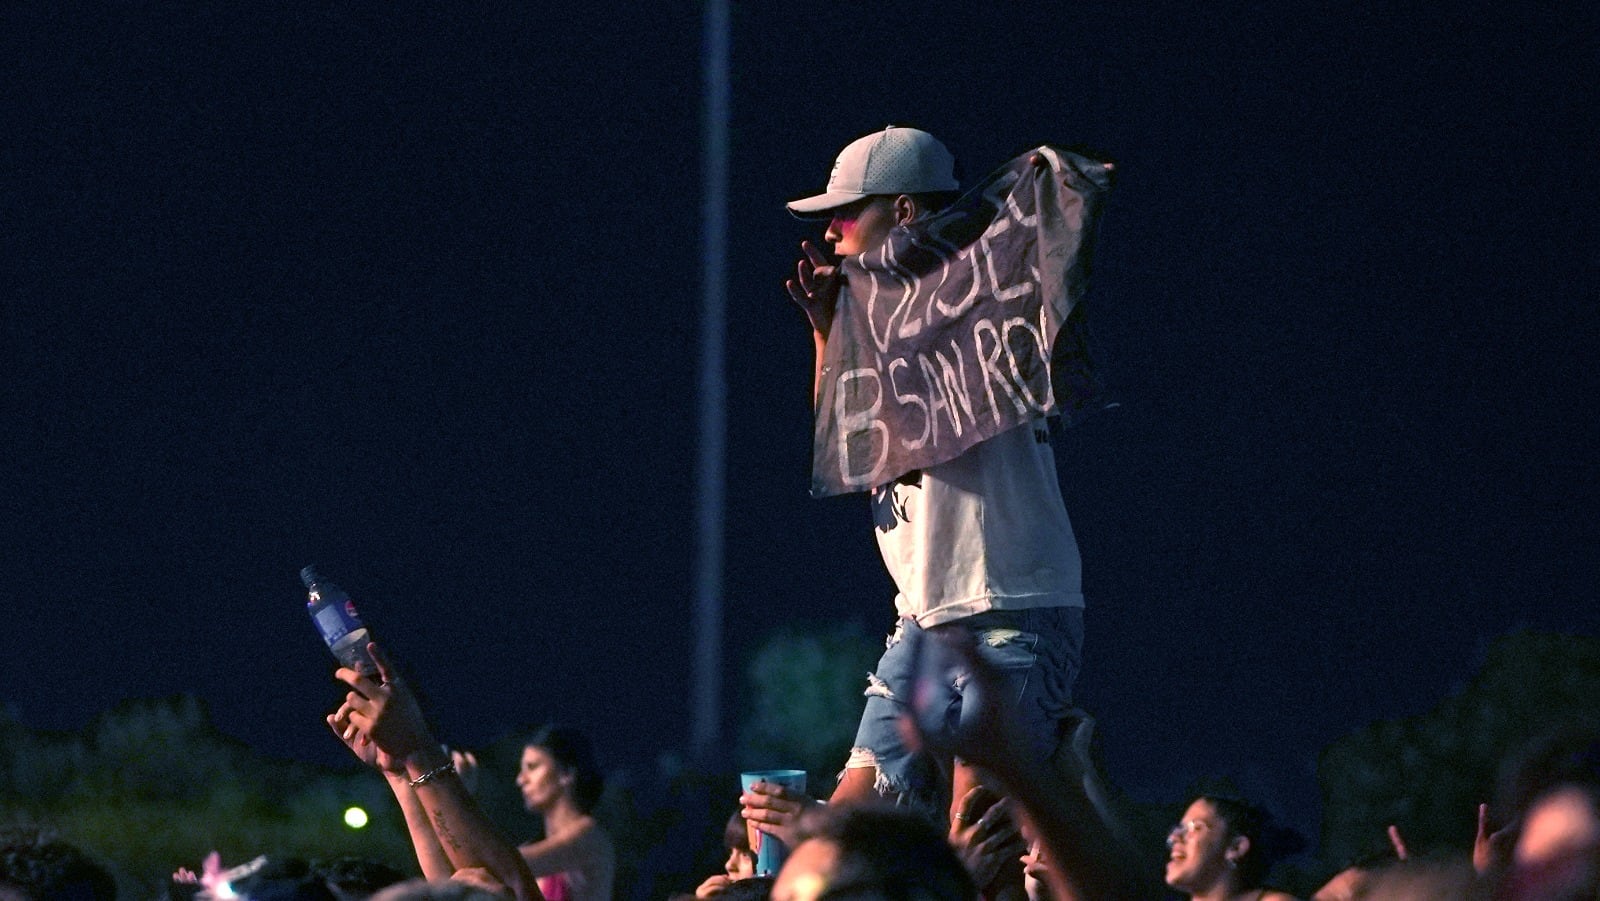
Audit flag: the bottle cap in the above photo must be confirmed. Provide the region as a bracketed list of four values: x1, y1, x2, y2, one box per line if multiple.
[299, 566, 321, 588]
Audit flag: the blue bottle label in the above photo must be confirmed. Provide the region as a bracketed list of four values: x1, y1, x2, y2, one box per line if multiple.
[313, 601, 363, 646]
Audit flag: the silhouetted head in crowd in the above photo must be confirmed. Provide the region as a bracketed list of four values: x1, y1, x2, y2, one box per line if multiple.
[723, 810, 755, 881]
[309, 859, 405, 901]
[367, 881, 504, 901]
[1351, 857, 1478, 900]
[519, 725, 605, 816]
[771, 804, 976, 901]
[0, 827, 115, 901]
[1495, 724, 1600, 900]
[1310, 846, 1404, 901]
[1164, 795, 1302, 898]
[228, 857, 336, 901]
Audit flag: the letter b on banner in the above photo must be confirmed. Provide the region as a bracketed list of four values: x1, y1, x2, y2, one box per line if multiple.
[835, 368, 888, 489]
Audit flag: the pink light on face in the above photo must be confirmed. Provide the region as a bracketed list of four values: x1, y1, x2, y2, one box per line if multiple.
[827, 215, 856, 245]
[825, 198, 896, 256]
[823, 204, 863, 248]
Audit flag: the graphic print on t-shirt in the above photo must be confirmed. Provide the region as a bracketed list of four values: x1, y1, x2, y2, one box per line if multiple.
[871, 469, 923, 533]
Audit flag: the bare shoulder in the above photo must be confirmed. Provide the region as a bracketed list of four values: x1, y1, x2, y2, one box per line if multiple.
[1261, 891, 1302, 901]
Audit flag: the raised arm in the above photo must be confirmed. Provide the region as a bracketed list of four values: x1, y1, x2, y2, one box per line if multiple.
[905, 627, 1158, 901]
[947, 786, 1027, 890]
[326, 708, 454, 881]
[334, 643, 541, 901]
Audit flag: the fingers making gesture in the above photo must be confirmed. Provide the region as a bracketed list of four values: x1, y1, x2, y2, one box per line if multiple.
[1473, 802, 1515, 875]
[324, 641, 540, 901]
[332, 642, 434, 763]
[326, 708, 405, 775]
[1386, 823, 1409, 861]
[784, 240, 840, 337]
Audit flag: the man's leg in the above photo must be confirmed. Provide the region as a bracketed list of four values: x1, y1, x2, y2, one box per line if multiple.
[832, 618, 946, 811]
[830, 765, 883, 806]
[947, 607, 1084, 900]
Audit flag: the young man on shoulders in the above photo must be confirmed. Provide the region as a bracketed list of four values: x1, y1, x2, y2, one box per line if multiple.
[775, 126, 1088, 814]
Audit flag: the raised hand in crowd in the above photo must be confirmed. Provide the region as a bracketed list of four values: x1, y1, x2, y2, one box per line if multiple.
[900, 625, 1155, 901]
[332, 644, 434, 759]
[1385, 823, 1409, 860]
[1020, 841, 1053, 901]
[329, 648, 452, 883]
[331, 642, 539, 901]
[1473, 802, 1515, 875]
[1376, 802, 1516, 878]
[328, 705, 405, 776]
[329, 678, 464, 887]
[947, 786, 1026, 890]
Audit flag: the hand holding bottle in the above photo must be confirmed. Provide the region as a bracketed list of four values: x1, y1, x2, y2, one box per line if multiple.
[333, 641, 438, 766]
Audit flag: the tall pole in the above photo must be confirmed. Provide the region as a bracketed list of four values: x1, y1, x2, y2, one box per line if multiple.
[693, 0, 730, 761]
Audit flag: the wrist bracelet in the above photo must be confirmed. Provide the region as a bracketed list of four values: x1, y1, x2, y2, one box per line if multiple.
[409, 763, 454, 787]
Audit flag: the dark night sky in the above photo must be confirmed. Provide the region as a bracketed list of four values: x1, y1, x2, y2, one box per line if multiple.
[4, 1, 1595, 843]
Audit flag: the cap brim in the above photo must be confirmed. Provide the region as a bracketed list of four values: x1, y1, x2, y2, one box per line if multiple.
[785, 189, 868, 219]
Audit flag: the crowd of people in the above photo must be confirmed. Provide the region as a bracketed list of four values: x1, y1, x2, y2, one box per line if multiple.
[9, 638, 1598, 901]
[6, 127, 1597, 901]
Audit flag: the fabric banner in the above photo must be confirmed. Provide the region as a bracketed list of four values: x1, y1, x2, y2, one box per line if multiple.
[810, 146, 1113, 497]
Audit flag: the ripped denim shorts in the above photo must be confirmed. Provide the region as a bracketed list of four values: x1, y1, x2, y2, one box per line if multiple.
[843, 606, 1084, 810]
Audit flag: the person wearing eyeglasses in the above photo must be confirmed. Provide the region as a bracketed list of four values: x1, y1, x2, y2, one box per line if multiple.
[1164, 796, 1302, 901]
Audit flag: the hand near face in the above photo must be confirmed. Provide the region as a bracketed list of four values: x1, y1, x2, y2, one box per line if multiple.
[785, 240, 840, 336]
[695, 875, 734, 899]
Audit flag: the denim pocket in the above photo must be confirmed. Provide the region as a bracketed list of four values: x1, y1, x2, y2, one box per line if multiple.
[972, 626, 1041, 672]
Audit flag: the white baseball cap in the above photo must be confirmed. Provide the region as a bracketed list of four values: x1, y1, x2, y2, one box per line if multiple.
[786, 125, 959, 217]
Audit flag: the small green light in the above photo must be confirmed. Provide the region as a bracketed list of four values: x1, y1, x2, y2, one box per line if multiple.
[344, 806, 369, 829]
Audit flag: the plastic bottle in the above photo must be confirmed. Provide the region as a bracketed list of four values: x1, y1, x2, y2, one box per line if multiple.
[301, 566, 378, 674]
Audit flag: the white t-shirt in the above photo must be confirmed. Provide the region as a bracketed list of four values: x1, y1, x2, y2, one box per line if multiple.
[870, 419, 1084, 627]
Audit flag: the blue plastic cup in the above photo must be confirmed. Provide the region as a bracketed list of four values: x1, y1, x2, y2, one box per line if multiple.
[740, 769, 808, 876]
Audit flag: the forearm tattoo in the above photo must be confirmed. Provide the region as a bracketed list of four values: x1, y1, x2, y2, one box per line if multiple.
[429, 809, 464, 852]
